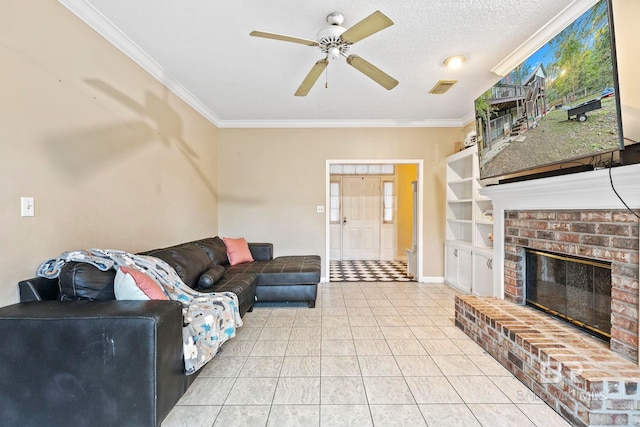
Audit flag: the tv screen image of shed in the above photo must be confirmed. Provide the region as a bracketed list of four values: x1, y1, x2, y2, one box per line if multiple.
[475, 0, 622, 181]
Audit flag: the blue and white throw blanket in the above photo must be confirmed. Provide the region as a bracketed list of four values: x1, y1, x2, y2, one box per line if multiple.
[38, 249, 242, 375]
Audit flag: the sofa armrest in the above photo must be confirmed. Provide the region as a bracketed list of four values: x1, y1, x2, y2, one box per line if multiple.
[0, 300, 185, 427]
[18, 277, 59, 301]
[249, 242, 273, 261]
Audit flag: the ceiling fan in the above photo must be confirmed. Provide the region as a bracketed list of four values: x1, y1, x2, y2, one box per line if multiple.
[250, 11, 399, 96]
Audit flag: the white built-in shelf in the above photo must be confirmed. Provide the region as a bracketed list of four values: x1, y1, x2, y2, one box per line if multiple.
[445, 144, 495, 295]
[449, 177, 474, 185]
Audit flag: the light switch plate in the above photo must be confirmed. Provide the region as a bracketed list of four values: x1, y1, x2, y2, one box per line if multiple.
[21, 197, 34, 217]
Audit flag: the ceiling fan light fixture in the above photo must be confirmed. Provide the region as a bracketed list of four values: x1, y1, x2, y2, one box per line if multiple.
[327, 47, 341, 60]
[443, 55, 466, 69]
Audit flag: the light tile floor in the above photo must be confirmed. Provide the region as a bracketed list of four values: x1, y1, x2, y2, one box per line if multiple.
[162, 281, 571, 427]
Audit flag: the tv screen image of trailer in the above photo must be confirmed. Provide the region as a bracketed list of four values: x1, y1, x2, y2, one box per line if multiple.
[474, 0, 624, 182]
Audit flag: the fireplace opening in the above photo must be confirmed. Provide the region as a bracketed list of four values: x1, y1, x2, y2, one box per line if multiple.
[525, 249, 611, 341]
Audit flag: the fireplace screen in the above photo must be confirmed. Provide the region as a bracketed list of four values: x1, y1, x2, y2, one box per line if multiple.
[526, 249, 611, 340]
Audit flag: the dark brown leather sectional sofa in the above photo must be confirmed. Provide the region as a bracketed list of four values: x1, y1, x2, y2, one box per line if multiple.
[0, 237, 320, 427]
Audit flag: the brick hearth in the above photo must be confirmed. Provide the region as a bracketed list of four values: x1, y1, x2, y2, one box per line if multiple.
[455, 295, 640, 426]
[470, 167, 640, 426]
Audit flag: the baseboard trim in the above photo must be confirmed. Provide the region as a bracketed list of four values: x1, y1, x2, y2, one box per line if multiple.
[420, 276, 445, 283]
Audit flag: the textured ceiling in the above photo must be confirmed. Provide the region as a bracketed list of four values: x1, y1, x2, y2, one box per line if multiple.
[61, 0, 583, 127]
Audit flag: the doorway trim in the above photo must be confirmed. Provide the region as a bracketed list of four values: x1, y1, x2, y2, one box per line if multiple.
[325, 159, 424, 282]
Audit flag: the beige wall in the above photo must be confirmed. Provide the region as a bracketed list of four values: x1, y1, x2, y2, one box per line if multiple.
[0, 0, 220, 306]
[218, 128, 460, 279]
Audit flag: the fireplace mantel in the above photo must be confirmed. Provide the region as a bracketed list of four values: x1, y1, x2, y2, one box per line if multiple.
[480, 163, 640, 299]
[481, 163, 640, 211]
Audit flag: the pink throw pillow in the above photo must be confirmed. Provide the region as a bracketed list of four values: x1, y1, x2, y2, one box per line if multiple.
[115, 266, 169, 300]
[223, 237, 254, 266]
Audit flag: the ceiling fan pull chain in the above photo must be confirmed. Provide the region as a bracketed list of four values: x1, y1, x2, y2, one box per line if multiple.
[325, 66, 328, 89]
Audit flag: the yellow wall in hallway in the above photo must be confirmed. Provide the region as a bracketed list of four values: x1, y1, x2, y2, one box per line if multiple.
[396, 164, 418, 258]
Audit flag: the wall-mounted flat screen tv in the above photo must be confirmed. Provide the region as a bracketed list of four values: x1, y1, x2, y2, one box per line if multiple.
[475, 0, 637, 184]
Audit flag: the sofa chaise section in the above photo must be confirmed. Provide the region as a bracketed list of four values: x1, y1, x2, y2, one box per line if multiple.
[227, 244, 321, 308]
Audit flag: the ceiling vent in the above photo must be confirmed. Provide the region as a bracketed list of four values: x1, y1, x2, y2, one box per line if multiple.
[429, 80, 457, 94]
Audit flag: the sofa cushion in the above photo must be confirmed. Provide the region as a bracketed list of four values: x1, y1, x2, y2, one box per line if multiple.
[224, 260, 271, 276]
[223, 237, 254, 266]
[196, 265, 226, 290]
[247, 243, 273, 262]
[114, 266, 168, 300]
[227, 256, 321, 286]
[58, 262, 116, 301]
[194, 237, 229, 266]
[212, 272, 258, 296]
[146, 244, 212, 289]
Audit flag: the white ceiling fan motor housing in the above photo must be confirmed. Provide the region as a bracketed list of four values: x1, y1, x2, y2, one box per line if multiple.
[316, 12, 350, 59]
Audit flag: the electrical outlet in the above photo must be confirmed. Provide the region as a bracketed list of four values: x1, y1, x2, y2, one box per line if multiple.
[316, 205, 325, 213]
[21, 197, 34, 217]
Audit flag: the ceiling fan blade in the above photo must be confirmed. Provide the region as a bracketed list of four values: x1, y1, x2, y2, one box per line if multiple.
[347, 55, 398, 90]
[294, 59, 328, 96]
[250, 31, 319, 47]
[340, 11, 394, 44]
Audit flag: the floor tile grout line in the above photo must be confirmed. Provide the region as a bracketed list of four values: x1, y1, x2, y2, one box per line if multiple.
[165, 280, 570, 426]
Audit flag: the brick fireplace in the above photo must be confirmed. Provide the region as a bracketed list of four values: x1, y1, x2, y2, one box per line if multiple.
[454, 164, 640, 426]
[504, 209, 639, 362]
[479, 165, 640, 362]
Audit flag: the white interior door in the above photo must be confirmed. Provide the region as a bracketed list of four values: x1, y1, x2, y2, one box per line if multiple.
[342, 176, 381, 260]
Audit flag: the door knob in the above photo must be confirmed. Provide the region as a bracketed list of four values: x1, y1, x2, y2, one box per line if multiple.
[343, 216, 347, 224]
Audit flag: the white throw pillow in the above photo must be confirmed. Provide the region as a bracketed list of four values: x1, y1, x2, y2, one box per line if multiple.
[114, 266, 168, 300]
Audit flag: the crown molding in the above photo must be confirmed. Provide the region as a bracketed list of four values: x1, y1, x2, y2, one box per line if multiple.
[58, 0, 223, 126]
[58, 0, 468, 130]
[216, 118, 465, 129]
[460, 111, 476, 126]
[491, 0, 599, 76]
